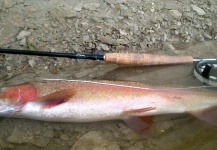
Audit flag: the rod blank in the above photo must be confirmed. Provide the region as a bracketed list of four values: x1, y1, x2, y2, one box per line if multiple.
[0, 49, 104, 60]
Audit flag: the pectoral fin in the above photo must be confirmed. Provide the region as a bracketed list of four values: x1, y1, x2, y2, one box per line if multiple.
[190, 106, 217, 125]
[38, 89, 76, 109]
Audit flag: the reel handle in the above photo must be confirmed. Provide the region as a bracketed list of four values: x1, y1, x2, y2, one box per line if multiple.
[105, 53, 193, 65]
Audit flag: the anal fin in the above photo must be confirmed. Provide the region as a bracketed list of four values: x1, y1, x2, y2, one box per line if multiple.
[190, 106, 217, 125]
[123, 116, 153, 137]
[122, 107, 156, 137]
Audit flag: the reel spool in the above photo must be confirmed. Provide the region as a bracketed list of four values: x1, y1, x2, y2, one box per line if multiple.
[194, 59, 217, 86]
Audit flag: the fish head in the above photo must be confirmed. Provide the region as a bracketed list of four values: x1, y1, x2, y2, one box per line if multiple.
[0, 84, 39, 114]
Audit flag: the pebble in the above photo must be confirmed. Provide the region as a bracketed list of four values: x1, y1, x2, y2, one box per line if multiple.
[150, 8, 155, 13]
[104, 29, 112, 35]
[197, 35, 205, 42]
[74, 3, 83, 11]
[82, 35, 90, 43]
[5, 56, 12, 61]
[119, 29, 128, 35]
[6, 66, 11, 71]
[99, 36, 129, 45]
[43, 129, 54, 138]
[169, 10, 182, 19]
[7, 127, 50, 147]
[205, 18, 212, 26]
[71, 131, 120, 150]
[100, 43, 110, 51]
[118, 123, 142, 141]
[163, 33, 168, 42]
[3, 0, 15, 8]
[19, 38, 27, 46]
[203, 33, 212, 40]
[83, 3, 100, 11]
[17, 30, 31, 40]
[60, 134, 69, 141]
[64, 10, 77, 18]
[28, 59, 36, 67]
[191, 4, 206, 16]
[23, 1, 32, 6]
[162, 42, 176, 51]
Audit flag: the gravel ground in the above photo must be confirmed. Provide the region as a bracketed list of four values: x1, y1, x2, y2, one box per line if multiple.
[0, 0, 217, 149]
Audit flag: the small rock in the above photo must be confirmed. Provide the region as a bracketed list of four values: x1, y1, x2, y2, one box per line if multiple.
[99, 36, 129, 45]
[191, 4, 206, 16]
[139, 42, 146, 51]
[16, 0, 24, 4]
[60, 134, 69, 141]
[118, 123, 142, 141]
[83, 35, 90, 43]
[7, 127, 50, 147]
[43, 130, 54, 138]
[72, 44, 80, 52]
[116, 45, 125, 51]
[104, 29, 112, 35]
[150, 8, 155, 13]
[100, 43, 110, 51]
[19, 38, 27, 46]
[203, 33, 212, 40]
[74, 3, 83, 11]
[23, 1, 32, 6]
[6, 66, 11, 71]
[174, 30, 179, 35]
[28, 59, 36, 67]
[205, 18, 212, 26]
[5, 56, 12, 61]
[169, 10, 182, 19]
[162, 42, 176, 51]
[54, 138, 62, 144]
[64, 10, 77, 18]
[17, 30, 31, 40]
[0, 138, 14, 149]
[119, 29, 128, 35]
[197, 35, 204, 42]
[163, 33, 167, 42]
[7, 73, 13, 78]
[211, 27, 217, 39]
[83, 3, 100, 11]
[3, 0, 15, 8]
[71, 131, 120, 150]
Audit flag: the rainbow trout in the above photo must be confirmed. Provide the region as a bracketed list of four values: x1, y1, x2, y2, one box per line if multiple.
[0, 79, 217, 134]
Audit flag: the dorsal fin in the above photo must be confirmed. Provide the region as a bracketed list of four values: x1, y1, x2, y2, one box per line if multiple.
[37, 89, 76, 109]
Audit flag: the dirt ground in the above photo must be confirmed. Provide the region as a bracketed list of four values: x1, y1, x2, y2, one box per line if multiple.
[0, 0, 217, 149]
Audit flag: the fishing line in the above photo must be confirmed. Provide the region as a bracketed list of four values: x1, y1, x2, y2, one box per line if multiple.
[42, 79, 217, 91]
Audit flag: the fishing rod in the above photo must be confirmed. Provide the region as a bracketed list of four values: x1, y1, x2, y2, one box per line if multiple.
[0, 48, 217, 85]
[0, 48, 195, 65]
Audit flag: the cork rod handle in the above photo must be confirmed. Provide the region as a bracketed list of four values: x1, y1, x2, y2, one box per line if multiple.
[104, 53, 193, 65]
